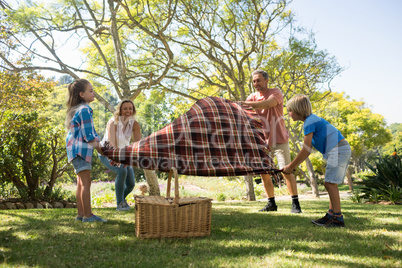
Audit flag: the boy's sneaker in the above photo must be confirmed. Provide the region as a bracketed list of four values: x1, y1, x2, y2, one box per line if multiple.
[311, 213, 332, 225]
[116, 201, 130, 211]
[290, 203, 302, 213]
[258, 203, 277, 212]
[82, 214, 107, 223]
[323, 217, 345, 228]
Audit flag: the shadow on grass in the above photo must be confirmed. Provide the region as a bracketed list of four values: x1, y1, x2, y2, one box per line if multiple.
[0, 200, 400, 267]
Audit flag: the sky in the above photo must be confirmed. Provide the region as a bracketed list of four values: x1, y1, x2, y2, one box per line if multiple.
[288, 0, 402, 125]
[10, 0, 401, 125]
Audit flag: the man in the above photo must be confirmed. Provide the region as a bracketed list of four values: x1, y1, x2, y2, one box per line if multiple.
[239, 69, 301, 213]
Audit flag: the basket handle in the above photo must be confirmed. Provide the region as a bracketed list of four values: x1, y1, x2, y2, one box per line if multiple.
[166, 167, 179, 205]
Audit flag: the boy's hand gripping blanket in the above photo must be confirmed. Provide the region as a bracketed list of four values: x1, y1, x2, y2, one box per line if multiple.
[101, 97, 282, 180]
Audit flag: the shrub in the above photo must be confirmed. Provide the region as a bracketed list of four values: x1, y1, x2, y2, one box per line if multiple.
[382, 186, 402, 204]
[367, 189, 381, 203]
[216, 193, 226, 201]
[349, 190, 365, 203]
[359, 153, 402, 204]
[0, 182, 20, 199]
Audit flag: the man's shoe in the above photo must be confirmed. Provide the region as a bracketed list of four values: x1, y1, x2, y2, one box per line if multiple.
[322, 217, 345, 228]
[290, 203, 302, 213]
[258, 203, 277, 212]
[311, 213, 332, 225]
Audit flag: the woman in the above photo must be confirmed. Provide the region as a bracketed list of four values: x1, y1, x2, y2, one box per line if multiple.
[99, 100, 141, 211]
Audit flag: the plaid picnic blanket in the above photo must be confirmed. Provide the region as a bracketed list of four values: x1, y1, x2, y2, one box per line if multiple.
[101, 97, 282, 180]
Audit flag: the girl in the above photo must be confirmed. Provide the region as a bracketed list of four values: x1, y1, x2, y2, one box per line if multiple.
[283, 94, 351, 227]
[99, 99, 141, 211]
[65, 79, 107, 223]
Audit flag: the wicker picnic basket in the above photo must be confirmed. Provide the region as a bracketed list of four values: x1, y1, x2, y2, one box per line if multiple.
[134, 168, 212, 239]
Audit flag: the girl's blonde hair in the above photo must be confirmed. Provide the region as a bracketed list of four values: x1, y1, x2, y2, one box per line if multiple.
[65, 79, 91, 129]
[286, 94, 312, 120]
[113, 99, 136, 123]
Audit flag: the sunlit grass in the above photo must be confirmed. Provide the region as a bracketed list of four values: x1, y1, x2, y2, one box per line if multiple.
[60, 176, 317, 207]
[1, 178, 399, 267]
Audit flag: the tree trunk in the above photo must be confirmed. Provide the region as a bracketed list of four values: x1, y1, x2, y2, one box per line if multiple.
[7, 171, 27, 198]
[345, 168, 353, 191]
[44, 149, 59, 197]
[143, 169, 160, 196]
[305, 158, 319, 198]
[45, 161, 68, 197]
[298, 169, 311, 187]
[244, 175, 256, 201]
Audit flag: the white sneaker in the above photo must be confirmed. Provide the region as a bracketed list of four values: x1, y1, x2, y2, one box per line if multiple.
[82, 214, 107, 222]
[116, 201, 130, 211]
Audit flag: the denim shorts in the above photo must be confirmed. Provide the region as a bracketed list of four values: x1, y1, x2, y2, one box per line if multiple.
[72, 156, 92, 174]
[325, 143, 351, 184]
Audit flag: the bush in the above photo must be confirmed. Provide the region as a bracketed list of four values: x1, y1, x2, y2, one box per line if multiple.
[359, 153, 402, 204]
[349, 190, 365, 203]
[0, 182, 20, 199]
[216, 193, 226, 201]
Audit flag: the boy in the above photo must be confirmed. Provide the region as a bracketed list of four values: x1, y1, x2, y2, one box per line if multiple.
[283, 95, 351, 227]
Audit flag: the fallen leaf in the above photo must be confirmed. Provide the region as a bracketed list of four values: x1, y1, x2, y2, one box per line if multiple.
[384, 242, 392, 250]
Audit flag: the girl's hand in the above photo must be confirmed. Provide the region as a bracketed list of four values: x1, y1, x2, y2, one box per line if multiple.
[94, 142, 105, 156]
[110, 160, 121, 167]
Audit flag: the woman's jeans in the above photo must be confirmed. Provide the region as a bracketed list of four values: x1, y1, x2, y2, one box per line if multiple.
[99, 155, 135, 204]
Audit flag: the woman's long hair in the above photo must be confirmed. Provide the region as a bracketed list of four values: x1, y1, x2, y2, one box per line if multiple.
[65, 79, 91, 130]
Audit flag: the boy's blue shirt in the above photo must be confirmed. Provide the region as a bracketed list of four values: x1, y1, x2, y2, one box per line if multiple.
[66, 104, 99, 163]
[303, 114, 344, 159]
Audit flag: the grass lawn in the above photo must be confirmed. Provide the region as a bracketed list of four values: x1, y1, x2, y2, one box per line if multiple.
[0, 199, 400, 267]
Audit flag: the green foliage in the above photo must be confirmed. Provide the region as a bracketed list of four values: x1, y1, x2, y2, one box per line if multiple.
[50, 186, 76, 202]
[135, 90, 177, 137]
[216, 193, 226, 202]
[0, 75, 68, 200]
[382, 186, 402, 204]
[359, 154, 402, 204]
[0, 112, 49, 198]
[0, 182, 20, 199]
[349, 190, 365, 203]
[367, 189, 381, 203]
[90, 181, 116, 206]
[307, 152, 326, 175]
[380, 123, 402, 157]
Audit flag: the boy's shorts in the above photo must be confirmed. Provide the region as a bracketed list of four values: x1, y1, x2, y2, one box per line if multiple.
[270, 141, 292, 169]
[325, 143, 351, 184]
[72, 156, 91, 174]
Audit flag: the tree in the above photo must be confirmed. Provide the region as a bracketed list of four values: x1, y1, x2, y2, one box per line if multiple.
[380, 123, 402, 157]
[1, 0, 345, 198]
[169, 0, 294, 101]
[0, 112, 53, 199]
[1, 0, 182, 109]
[0, 26, 66, 198]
